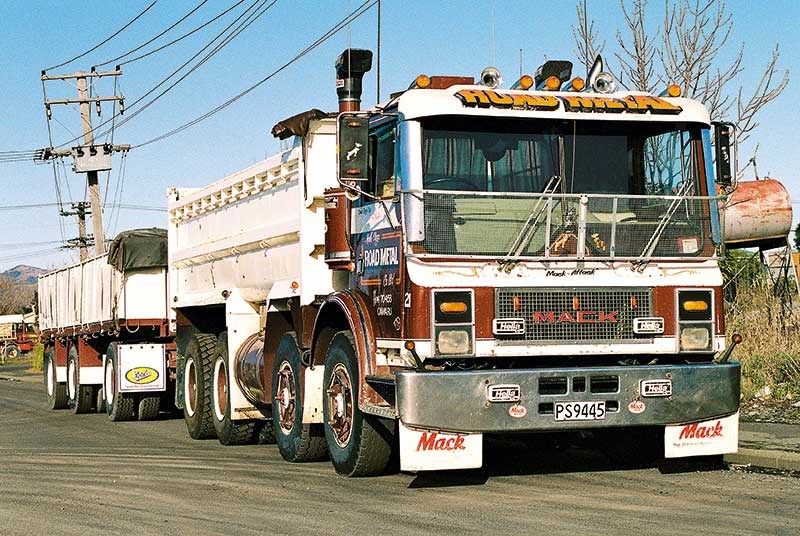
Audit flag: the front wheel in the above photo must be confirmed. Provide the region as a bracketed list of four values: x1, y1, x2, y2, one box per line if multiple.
[323, 331, 396, 477]
[2, 344, 20, 362]
[271, 332, 327, 462]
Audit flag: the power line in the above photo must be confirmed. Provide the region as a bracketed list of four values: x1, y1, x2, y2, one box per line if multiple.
[92, 0, 209, 69]
[52, 0, 271, 150]
[136, 0, 378, 148]
[0, 202, 165, 212]
[44, 1, 159, 71]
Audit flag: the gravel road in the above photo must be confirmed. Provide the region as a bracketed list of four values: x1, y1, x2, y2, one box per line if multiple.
[1, 379, 798, 536]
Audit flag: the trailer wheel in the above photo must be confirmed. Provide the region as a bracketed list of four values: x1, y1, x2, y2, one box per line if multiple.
[45, 348, 68, 410]
[323, 331, 396, 476]
[183, 333, 217, 439]
[272, 332, 327, 462]
[2, 344, 20, 362]
[211, 333, 257, 445]
[138, 396, 161, 421]
[68, 345, 93, 414]
[105, 343, 135, 421]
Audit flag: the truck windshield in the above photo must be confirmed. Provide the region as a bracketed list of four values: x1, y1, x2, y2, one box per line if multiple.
[412, 117, 714, 260]
[421, 117, 702, 196]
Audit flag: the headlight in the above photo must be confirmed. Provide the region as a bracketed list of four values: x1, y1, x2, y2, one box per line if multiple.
[436, 328, 472, 355]
[680, 326, 710, 351]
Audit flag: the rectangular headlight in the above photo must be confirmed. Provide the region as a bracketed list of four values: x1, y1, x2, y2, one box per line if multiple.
[436, 327, 472, 355]
[680, 326, 711, 351]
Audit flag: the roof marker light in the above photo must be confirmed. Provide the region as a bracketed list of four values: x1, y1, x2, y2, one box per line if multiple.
[511, 75, 534, 90]
[544, 76, 561, 91]
[661, 84, 681, 97]
[567, 77, 585, 91]
[408, 74, 431, 89]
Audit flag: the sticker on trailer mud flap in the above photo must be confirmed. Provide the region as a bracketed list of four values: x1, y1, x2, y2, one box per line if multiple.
[664, 412, 739, 458]
[399, 422, 482, 472]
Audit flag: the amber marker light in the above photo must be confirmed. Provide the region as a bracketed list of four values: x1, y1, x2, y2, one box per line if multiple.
[569, 77, 585, 91]
[631, 296, 638, 309]
[545, 76, 561, 91]
[667, 84, 681, 97]
[409, 74, 431, 89]
[404, 340, 416, 351]
[732, 333, 743, 344]
[439, 301, 468, 314]
[682, 300, 709, 312]
[572, 295, 580, 310]
[513, 295, 521, 312]
[290, 281, 299, 290]
[511, 75, 534, 90]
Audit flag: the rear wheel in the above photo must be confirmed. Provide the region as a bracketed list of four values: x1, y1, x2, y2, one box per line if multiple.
[105, 343, 135, 421]
[212, 333, 257, 445]
[323, 331, 396, 476]
[183, 333, 217, 439]
[45, 348, 68, 410]
[68, 345, 93, 414]
[138, 395, 161, 421]
[272, 332, 327, 462]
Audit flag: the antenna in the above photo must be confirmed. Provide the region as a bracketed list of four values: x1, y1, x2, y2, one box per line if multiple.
[519, 48, 523, 78]
[377, 0, 381, 102]
[583, 0, 589, 77]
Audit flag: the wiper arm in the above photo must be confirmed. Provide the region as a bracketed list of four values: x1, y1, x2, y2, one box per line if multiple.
[500, 175, 562, 271]
[632, 181, 694, 271]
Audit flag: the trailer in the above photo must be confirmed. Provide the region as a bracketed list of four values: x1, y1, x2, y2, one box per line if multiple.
[38, 228, 175, 419]
[0, 313, 36, 363]
[163, 48, 792, 476]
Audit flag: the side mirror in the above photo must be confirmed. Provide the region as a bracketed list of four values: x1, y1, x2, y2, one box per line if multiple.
[713, 122, 734, 187]
[338, 113, 370, 190]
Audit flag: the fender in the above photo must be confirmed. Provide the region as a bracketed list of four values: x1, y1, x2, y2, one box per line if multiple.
[311, 289, 387, 412]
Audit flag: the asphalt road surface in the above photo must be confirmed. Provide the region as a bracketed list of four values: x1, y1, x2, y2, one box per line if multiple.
[1, 379, 798, 536]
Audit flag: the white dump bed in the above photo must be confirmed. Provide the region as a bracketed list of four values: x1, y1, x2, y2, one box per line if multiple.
[38, 253, 169, 332]
[168, 120, 339, 308]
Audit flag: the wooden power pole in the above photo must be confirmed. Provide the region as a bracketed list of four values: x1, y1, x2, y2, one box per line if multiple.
[42, 68, 129, 257]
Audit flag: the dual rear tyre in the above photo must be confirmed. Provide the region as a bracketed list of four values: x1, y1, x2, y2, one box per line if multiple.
[67, 346, 95, 414]
[104, 342, 161, 421]
[44, 347, 68, 410]
[211, 333, 258, 445]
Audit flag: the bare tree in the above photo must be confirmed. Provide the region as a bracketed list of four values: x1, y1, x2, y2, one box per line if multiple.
[573, 0, 789, 168]
[0, 275, 35, 315]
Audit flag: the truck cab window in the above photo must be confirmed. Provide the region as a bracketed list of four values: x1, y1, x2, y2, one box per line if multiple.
[372, 129, 396, 199]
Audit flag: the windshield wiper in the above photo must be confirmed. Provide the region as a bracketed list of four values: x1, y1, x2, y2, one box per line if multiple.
[499, 175, 562, 272]
[631, 180, 694, 271]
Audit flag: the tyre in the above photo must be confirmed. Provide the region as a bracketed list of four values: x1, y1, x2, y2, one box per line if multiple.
[138, 395, 161, 421]
[256, 419, 276, 444]
[183, 332, 217, 439]
[211, 333, 258, 445]
[104, 343, 135, 421]
[67, 344, 93, 414]
[44, 348, 68, 410]
[323, 331, 396, 476]
[3, 344, 20, 362]
[272, 332, 327, 462]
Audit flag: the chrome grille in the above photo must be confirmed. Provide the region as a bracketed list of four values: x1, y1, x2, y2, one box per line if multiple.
[495, 288, 652, 343]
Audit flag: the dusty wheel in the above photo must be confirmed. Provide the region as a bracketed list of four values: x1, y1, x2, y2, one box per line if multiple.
[211, 333, 257, 445]
[183, 332, 217, 439]
[256, 419, 276, 444]
[44, 348, 68, 410]
[272, 332, 327, 462]
[105, 343, 135, 421]
[3, 344, 20, 362]
[68, 345, 93, 414]
[138, 395, 161, 421]
[323, 331, 396, 476]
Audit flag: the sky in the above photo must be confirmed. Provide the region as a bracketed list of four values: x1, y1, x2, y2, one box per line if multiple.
[0, 0, 797, 272]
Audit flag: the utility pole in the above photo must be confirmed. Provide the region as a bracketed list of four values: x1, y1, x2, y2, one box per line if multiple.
[42, 68, 129, 257]
[59, 202, 91, 261]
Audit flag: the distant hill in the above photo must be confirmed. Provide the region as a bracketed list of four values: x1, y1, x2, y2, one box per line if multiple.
[1, 265, 46, 286]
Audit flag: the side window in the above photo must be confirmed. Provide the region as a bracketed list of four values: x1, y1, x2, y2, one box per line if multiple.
[373, 129, 396, 199]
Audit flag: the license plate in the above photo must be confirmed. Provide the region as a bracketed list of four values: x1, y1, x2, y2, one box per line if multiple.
[554, 401, 606, 421]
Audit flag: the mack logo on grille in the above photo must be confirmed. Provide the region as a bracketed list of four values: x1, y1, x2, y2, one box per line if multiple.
[533, 311, 619, 324]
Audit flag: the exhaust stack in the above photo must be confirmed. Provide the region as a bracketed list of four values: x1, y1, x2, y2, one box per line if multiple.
[335, 48, 373, 112]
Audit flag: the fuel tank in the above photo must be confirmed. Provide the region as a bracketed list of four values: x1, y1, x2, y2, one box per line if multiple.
[718, 179, 793, 250]
[234, 333, 268, 407]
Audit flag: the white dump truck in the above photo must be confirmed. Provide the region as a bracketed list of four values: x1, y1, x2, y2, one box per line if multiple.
[166, 49, 791, 476]
[38, 229, 175, 420]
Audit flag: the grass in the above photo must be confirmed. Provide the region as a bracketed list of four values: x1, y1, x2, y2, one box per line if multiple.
[30, 343, 44, 372]
[725, 283, 800, 402]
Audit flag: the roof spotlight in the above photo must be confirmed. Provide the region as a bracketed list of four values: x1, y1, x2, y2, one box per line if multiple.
[593, 72, 617, 94]
[480, 66, 503, 89]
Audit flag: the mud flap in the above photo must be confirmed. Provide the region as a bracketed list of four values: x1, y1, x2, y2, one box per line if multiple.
[399, 421, 482, 472]
[664, 412, 739, 458]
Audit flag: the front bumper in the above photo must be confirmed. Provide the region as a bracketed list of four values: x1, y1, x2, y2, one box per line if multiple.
[396, 362, 740, 433]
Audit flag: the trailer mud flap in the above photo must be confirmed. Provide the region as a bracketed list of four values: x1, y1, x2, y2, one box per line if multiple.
[118, 344, 167, 393]
[664, 412, 738, 458]
[399, 422, 482, 472]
